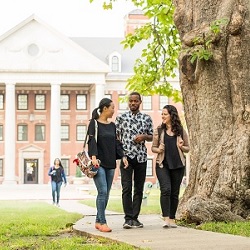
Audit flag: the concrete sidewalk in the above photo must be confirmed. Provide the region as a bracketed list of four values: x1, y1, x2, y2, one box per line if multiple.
[73, 214, 250, 250]
[1, 184, 250, 250]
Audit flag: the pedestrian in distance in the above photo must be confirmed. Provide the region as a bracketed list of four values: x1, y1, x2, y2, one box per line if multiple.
[151, 105, 190, 228]
[87, 98, 128, 233]
[48, 158, 67, 207]
[115, 92, 153, 229]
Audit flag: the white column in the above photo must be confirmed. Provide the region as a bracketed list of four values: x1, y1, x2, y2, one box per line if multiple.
[3, 82, 17, 184]
[50, 82, 61, 165]
[95, 83, 105, 107]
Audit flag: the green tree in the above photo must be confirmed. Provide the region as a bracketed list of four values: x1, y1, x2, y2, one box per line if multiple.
[91, 0, 250, 223]
[91, 0, 182, 102]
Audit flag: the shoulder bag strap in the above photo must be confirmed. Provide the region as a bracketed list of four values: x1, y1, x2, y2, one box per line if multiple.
[83, 119, 98, 149]
[94, 119, 98, 142]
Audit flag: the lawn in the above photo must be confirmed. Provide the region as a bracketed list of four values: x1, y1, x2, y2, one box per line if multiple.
[0, 201, 139, 250]
[1, 189, 249, 250]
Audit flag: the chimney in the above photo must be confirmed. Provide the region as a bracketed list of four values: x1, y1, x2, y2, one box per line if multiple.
[124, 9, 149, 36]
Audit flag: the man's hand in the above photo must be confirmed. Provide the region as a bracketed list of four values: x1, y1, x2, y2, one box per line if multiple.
[134, 134, 146, 143]
[122, 157, 129, 169]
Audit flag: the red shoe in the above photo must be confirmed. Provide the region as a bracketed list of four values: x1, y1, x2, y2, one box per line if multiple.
[95, 223, 101, 230]
[99, 224, 112, 232]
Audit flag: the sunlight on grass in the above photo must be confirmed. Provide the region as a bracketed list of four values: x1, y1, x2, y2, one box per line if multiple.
[198, 221, 250, 237]
[0, 201, 139, 250]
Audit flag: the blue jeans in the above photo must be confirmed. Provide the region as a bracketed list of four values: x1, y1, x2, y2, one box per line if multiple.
[93, 166, 115, 224]
[51, 181, 63, 204]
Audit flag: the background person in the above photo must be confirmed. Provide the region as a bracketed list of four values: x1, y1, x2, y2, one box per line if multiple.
[151, 105, 190, 228]
[87, 98, 128, 233]
[48, 158, 67, 207]
[115, 92, 153, 229]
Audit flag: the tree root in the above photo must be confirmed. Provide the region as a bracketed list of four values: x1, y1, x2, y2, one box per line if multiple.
[178, 195, 244, 224]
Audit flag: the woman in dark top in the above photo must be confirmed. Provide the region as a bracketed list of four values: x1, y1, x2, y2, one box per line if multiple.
[87, 98, 128, 232]
[151, 105, 189, 228]
[48, 158, 67, 207]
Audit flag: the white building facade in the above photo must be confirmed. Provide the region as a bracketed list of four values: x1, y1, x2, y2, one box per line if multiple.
[0, 14, 186, 185]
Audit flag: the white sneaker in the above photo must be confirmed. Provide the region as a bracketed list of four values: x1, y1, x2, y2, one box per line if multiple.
[163, 223, 170, 228]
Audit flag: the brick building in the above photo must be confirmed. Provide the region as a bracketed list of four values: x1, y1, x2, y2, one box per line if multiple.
[0, 11, 184, 185]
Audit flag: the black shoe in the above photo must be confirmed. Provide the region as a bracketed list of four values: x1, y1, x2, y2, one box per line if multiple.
[133, 219, 143, 228]
[123, 220, 133, 229]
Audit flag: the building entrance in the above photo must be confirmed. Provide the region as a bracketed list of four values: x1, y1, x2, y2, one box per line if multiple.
[24, 159, 38, 184]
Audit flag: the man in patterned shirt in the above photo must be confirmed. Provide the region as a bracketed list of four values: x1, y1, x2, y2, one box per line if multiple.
[115, 92, 153, 229]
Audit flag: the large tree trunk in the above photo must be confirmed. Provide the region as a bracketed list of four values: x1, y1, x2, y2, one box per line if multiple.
[173, 0, 250, 223]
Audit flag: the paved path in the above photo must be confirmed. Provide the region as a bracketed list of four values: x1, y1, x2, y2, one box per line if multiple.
[1, 184, 250, 250]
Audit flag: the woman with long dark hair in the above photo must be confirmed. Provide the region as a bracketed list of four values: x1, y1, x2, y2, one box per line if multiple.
[151, 105, 189, 228]
[87, 98, 128, 232]
[48, 158, 67, 206]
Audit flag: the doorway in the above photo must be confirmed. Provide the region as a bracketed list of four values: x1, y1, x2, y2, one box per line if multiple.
[24, 159, 38, 184]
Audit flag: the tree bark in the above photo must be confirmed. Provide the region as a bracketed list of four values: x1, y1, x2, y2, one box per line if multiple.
[173, 0, 250, 223]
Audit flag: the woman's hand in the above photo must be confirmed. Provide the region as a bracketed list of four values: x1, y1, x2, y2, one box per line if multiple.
[178, 138, 184, 149]
[91, 156, 100, 167]
[158, 143, 165, 153]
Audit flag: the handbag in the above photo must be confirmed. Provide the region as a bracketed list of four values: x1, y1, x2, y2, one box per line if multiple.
[73, 119, 100, 178]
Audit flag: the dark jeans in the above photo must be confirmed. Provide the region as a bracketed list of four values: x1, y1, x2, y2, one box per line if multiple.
[120, 157, 147, 221]
[93, 166, 115, 224]
[156, 165, 184, 219]
[51, 181, 62, 204]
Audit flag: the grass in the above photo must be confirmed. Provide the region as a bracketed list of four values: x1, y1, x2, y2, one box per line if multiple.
[197, 221, 250, 237]
[81, 187, 250, 238]
[1, 189, 249, 250]
[82, 188, 163, 214]
[0, 201, 139, 250]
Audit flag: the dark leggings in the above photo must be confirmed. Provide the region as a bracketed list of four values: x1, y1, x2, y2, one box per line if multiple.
[156, 165, 184, 219]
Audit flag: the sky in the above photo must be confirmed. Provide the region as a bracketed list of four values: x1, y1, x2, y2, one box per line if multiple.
[0, 0, 137, 37]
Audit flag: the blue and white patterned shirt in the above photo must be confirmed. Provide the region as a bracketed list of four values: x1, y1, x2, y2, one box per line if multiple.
[115, 110, 153, 163]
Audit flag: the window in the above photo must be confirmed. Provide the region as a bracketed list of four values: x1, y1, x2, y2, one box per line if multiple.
[17, 124, 28, 141]
[118, 94, 128, 110]
[27, 43, 39, 56]
[76, 125, 87, 141]
[35, 124, 45, 141]
[142, 96, 152, 110]
[61, 159, 69, 176]
[60, 95, 69, 110]
[76, 95, 87, 110]
[61, 125, 69, 141]
[159, 95, 169, 109]
[0, 125, 3, 140]
[109, 52, 121, 72]
[0, 94, 3, 109]
[35, 94, 45, 110]
[0, 159, 3, 176]
[111, 56, 119, 72]
[17, 94, 28, 110]
[146, 159, 153, 176]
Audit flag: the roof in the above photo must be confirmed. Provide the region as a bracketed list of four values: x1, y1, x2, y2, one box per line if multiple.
[71, 37, 148, 73]
[128, 9, 145, 15]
